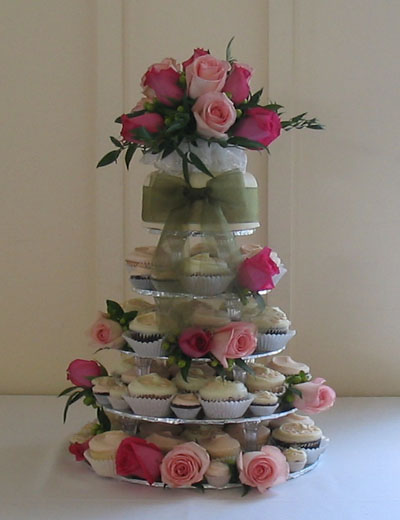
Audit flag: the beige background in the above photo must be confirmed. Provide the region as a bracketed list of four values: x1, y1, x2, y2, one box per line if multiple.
[0, 0, 399, 395]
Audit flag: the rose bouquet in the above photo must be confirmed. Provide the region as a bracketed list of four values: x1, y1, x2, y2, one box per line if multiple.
[97, 39, 322, 177]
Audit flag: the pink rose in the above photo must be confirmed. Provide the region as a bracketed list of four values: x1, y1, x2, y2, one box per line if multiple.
[186, 54, 230, 98]
[209, 322, 257, 368]
[192, 92, 236, 139]
[222, 62, 254, 104]
[238, 246, 280, 291]
[293, 378, 336, 414]
[232, 107, 281, 148]
[116, 437, 163, 485]
[237, 446, 289, 493]
[120, 113, 164, 144]
[66, 359, 103, 388]
[182, 48, 209, 69]
[69, 439, 91, 461]
[161, 442, 210, 487]
[141, 58, 184, 106]
[179, 328, 212, 358]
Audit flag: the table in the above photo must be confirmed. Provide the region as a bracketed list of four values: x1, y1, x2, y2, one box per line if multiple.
[1, 396, 399, 519]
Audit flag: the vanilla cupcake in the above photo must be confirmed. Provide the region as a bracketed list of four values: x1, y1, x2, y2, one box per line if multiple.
[253, 306, 296, 352]
[269, 355, 310, 377]
[171, 393, 201, 419]
[272, 422, 322, 449]
[249, 391, 279, 416]
[123, 311, 163, 357]
[246, 365, 286, 394]
[182, 425, 224, 442]
[84, 430, 128, 478]
[224, 423, 271, 449]
[145, 431, 185, 453]
[139, 423, 183, 438]
[125, 373, 177, 417]
[126, 246, 155, 290]
[182, 253, 234, 296]
[283, 447, 307, 472]
[269, 413, 315, 430]
[199, 377, 253, 419]
[173, 367, 212, 393]
[120, 366, 142, 384]
[92, 376, 118, 406]
[69, 421, 98, 444]
[199, 433, 241, 464]
[108, 384, 129, 411]
[205, 461, 231, 488]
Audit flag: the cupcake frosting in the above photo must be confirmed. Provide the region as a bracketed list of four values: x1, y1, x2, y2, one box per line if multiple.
[173, 368, 212, 392]
[252, 390, 279, 406]
[246, 367, 286, 392]
[129, 311, 161, 335]
[269, 355, 310, 375]
[183, 253, 230, 275]
[109, 384, 128, 399]
[269, 413, 315, 430]
[172, 393, 201, 407]
[125, 246, 156, 267]
[145, 432, 185, 453]
[252, 306, 291, 332]
[272, 423, 322, 444]
[128, 373, 177, 397]
[183, 425, 224, 442]
[88, 430, 128, 456]
[283, 447, 307, 463]
[199, 377, 249, 401]
[224, 423, 270, 448]
[200, 433, 241, 459]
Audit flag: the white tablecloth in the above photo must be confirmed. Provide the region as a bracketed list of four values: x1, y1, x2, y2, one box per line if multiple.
[1, 396, 399, 519]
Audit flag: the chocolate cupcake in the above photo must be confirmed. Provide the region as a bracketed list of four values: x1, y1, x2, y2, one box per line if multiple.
[272, 422, 322, 450]
[171, 393, 202, 419]
[125, 373, 177, 417]
[199, 377, 254, 419]
[123, 311, 163, 357]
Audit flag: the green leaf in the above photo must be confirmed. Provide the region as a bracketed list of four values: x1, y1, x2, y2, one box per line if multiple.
[123, 310, 138, 324]
[125, 144, 137, 169]
[192, 482, 205, 493]
[247, 88, 263, 106]
[106, 300, 124, 322]
[241, 484, 251, 497]
[110, 136, 123, 148]
[134, 126, 153, 142]
[176, 149, 191, 186]
[57, 386, 78, 398]
[180, 357, 192, 383]
[188, 152, 214, 178]
[63, 390, 84, 423]
[114, 115, 122, 124]
[234, 358, 254, 375]
[264, 103, 284, 112]
[97, 407, 111, 432]
[252, 292, 266, 311]
[96, 149, 121, 168]
[227, 136, 268, 150]
[126, 110, 146, 118]
[225, 36, 235, 62]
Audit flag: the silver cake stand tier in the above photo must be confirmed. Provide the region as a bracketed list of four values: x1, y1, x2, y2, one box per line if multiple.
[116, 460, 320, 489]
[131, 286, 271, 299]
[145, 227, 258, 237]
[105, 405, 297, 426]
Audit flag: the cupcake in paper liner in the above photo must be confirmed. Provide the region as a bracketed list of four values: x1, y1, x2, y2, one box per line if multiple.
[129, 267, 154, 291]
[283, 447, 307, 473]
[181, 253, 234, 296]
[125, 373, 177, 417]
[171, 393, 202, 419]
[251, 306, 295, 352]
[199, 433, 241, 465]
[271, 422, 323, 450]
[144, 431, 186, 454]
[92, 376, 118, 407]
[256, 329, 296, 353]
[205, 461, 231, 488]
[124, 311, 164, 357]
[126, 246, 156, 291]
[246, 364, 286, 395]
[84, 430, 128, 478]
[268, 355, 310, 378]
[249, 391, 279, 416]
[199, 377, 254, 419]
[107, 384, 130, 411]
[304, 436, 330, 465]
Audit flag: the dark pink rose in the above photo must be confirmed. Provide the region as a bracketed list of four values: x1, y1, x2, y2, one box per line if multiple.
[232, 107, 281, 148]
[222, 62, 254, 104]
[182, 48, 209, 69]
[69, 440, 91, 462]
[161, 442, 210, 487]
[141, 58, 184, 106]
[237, 446, 289, 493]
[89, 312, 125, 349]
[293, 378, 336, 414]
[66, 359, 102, 388]
[238, 246, 280, 292]
[179, 328, 212, 358]
[209, 322, 257, 368]
[120, 113, 164, 144]
[116, 437, 163, 485]
[186, 54, 230, 98]
[192, 92, 236, 139]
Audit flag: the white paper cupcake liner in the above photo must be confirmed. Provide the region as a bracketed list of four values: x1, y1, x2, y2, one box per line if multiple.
[287, 459, 307, 473]
[122, 333, 164, 357]
[94, 394, 110, 406]
[170, 405, 202, 419]
[205, 474, 231, 488]
[130, 276, 154, 290]
[107, 396, 130, 411]
[151, 278, 182, 293]
[123, 395, 173, 417]
[181, 275, 234, 296]
[256, 330, 296, 353]
[200, 396, 254, 419]
[84, 451, 116, 478]
[304, 436, 330, 465]
[249, 403, 279, 417]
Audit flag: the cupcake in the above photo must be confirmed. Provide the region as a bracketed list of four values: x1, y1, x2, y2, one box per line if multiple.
[224, 423, 271, 449]
[249, 390, 279, 416]
[170, 393, 202, 419]
[189, 301, 231, 329]
[182, 425, 224, 442]
[69, 421, 98, 445]
[199, 377, 254, 419]
[199, 433, 241, 464]
[123, 312, 164, 357]
[107, 384, 130, 411]
[92, 376, 118, 406]
[145, 431, 185, 453]
[84, 430, 128, 478]
[181, 253, 234, 296]
[271, 422, 322, 450]
[126, 246, 156, 290]
[173, 367, 213, 393]
[283, 447, 307, 472]
[269, 413, 315, 430]
[120, 366, 142, 384]
[129, 265, 154, 290]
[205, 461, 231, 488]
[268, 355, 310, 377]
[125, 373, 177, 417]
[138, 422, 183, 438]
[246, 365, 286, 394]
[252, 306, 296, 352]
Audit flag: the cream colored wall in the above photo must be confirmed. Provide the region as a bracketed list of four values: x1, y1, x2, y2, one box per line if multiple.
[268, 0, 400, 396]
